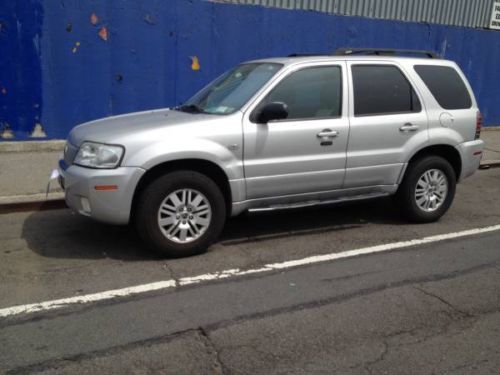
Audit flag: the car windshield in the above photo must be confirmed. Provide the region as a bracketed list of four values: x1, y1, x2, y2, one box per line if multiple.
[177, 63, 283, 115]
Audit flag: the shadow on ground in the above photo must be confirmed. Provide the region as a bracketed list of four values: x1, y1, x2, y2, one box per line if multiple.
[21, 197, 403, 261]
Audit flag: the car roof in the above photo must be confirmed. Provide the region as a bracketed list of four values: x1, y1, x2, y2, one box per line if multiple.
[246, 55, 455, 67]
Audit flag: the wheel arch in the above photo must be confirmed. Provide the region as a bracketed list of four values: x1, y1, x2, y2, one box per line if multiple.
[131, 159, 233, 221]
[406, 144, 462, 181]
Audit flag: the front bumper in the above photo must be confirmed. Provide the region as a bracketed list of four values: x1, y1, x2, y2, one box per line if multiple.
[58, 160, 145, 225]
[456, 139, 484, 181]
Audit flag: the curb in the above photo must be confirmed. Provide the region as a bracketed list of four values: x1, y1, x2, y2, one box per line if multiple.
[0, 192, 65, 205]
[482, 126, 500, 131]
[0, 193, 66, 214]
[0, 200, 67, 214]
[479, 160, 500, 169]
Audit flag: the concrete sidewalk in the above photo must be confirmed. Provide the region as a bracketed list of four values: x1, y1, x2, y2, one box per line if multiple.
[0, 141, 65, 205]
[0, 130, 499, 206]
[482, 128, 500, 164]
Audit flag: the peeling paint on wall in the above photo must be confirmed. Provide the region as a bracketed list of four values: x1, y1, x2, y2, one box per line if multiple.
[30, 123, 47, 138]
[90, 12, 98, 25]
[143, 14, 156, 25]
[1, 123, 14, 139]
[190, 56, 201, 71]
[98, 26, 108, 41]
[72, 41, 80, 53]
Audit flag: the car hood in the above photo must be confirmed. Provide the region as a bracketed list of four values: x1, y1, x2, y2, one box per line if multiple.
[67, 108, 216, 146]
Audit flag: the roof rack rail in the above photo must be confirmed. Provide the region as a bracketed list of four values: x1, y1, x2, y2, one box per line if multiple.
[333, 48, 440, 59]
[287, 53, 326, 57]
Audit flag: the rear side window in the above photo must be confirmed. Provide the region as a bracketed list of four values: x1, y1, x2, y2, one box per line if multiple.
[352, 65, 421, 116]
[414, 65, 472, 110]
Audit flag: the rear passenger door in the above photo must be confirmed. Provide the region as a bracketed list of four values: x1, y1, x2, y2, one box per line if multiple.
[345, 62, 428, 189]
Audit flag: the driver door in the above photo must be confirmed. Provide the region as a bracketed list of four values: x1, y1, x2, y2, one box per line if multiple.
[242, 63, 349, 199]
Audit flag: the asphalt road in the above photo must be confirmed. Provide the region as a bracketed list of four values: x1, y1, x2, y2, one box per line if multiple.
[1, 168, 500, 374]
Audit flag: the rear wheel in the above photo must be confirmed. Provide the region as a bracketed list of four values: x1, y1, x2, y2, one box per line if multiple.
[135, 171, 226, 257]
[396, 156, 456, 223]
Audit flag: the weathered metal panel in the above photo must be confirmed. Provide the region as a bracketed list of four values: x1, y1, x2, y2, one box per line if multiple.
[215, 0, 495, 28]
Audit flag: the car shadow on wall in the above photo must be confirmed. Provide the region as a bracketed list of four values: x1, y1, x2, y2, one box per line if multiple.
[21, 197, 402, 261]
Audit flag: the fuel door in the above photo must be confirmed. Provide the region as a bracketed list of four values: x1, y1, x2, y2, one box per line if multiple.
[439, 112, 454, 127]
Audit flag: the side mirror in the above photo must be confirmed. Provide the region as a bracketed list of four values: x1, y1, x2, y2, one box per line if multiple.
[255, 102, 288, 123]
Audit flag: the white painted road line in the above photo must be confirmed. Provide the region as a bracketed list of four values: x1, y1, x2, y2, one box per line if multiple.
[0, 280, 177, 318]
[1, 224, 500, 319]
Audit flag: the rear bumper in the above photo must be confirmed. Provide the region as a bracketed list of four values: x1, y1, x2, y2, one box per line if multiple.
[456, 139, 484, 181]
[58, 160, 145, 224]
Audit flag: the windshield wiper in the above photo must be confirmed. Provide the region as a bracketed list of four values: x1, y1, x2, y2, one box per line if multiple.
[174, 104, 205, 114]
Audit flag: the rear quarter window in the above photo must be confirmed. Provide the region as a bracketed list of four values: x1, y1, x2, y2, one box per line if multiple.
[414, 65, 472, 110]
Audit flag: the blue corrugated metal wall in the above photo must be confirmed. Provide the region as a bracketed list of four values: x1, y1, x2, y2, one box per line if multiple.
[1, 0, 500, 140]
[0, 1, 43, 139]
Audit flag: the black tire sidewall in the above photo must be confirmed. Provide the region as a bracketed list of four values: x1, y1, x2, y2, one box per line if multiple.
[398, 156, 456, 223]
[136, 171, 226, 257]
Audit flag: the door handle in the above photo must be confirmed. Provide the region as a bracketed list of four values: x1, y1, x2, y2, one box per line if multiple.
[399, 123, 419, 132]
[317, 129, 339, 138]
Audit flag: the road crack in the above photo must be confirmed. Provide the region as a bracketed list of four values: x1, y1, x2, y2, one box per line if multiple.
[198, 327, 227, 375]
[362, 340, 389, 375]
[414, 286, 474, 318]
[162, 262, 178, 285]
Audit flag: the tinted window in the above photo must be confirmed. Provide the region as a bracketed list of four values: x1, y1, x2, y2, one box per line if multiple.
[414, 65, 472, 110]
[258, 66, 342, 120]
[352, 65, 421, 116]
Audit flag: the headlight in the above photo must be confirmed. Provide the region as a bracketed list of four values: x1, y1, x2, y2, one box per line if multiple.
[74, 142, 124, 169]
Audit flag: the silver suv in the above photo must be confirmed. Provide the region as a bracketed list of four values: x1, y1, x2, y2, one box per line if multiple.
[59, 48, 485, 257]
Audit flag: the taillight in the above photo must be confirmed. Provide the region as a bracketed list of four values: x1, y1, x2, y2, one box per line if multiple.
[475, 111, 482, 139]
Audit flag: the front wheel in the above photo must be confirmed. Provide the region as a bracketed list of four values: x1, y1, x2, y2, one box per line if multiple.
[396, 156, 456, 223]
[135, 171, 226, 258]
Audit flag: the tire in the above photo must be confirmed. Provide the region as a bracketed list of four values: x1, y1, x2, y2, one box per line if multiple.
[135, 171, 226, 258]
[396, 156, 456, 223]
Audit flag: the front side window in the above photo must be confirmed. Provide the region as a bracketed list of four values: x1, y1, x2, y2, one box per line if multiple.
[180, 63, 282, 115]
[414, 65, 472, 110]
[256, 66, 342, 121]
[352, 65, 421, 116]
